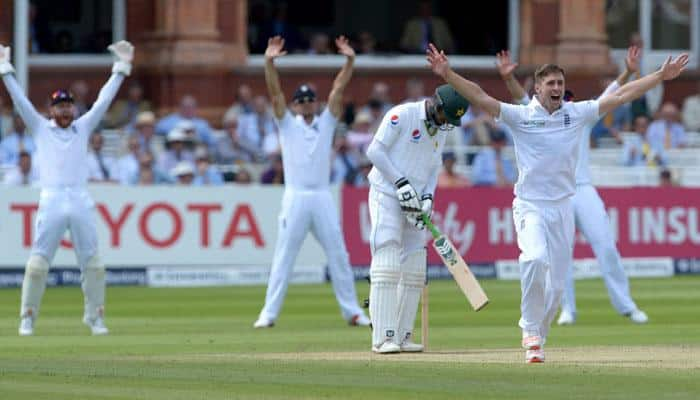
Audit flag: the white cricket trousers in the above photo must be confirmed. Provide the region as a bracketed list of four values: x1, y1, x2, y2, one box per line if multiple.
[368, 187, 426, 256]
[513, 196, 574, 339]
[561, 184, 637, 315]
[32, 188, 98, 268]
[259, 188, 364, 322]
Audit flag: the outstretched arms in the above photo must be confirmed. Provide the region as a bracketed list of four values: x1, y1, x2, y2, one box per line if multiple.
[263, 36, 288, 120]
[496, 50, 528, 104]
[426, 44, 501, 118]
[328, 36, 355, 119]
[0, 45, 44, 132]
[599, 53, 689, 116]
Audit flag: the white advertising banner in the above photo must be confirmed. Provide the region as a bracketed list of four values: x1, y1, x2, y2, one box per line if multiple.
[495, 257, 674, 280]
[0, 185, 331, 269]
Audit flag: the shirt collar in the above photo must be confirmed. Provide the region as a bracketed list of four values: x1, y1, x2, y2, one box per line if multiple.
[49, 119, 76, 130]
[295, 113, 318, 129]
[419, 100, 428, 121]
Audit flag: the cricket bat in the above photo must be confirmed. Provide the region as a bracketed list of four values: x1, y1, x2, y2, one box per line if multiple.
[422, 214, 489, 311]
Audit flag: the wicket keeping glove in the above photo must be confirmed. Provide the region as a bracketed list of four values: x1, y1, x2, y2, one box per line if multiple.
[108, 40, 134, 76]
[0, 45, 15, 75]
[395, 177, 422, 213]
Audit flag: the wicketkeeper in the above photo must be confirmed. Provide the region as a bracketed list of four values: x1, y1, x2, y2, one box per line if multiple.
[0, 40, 134, 336]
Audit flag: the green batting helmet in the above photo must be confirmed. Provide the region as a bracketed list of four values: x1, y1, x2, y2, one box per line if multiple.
[435, 84, 470, 126]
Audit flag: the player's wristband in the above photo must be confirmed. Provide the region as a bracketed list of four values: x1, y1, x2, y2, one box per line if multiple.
[112, 61, 132, 76]
[0, 61, 15, 75]
[394, 177, 409, 189]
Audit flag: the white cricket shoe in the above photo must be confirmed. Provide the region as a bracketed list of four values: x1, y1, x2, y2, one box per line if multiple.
[526, 348, 545, 363]
[19, 315, 34, 336]
[253, 316, 275, 329]
[521, 334, 543, 350]
[349, 314, 371, 327]
[628, 309, 649, 324]
[372, 340, 401, 354]
[83, 316, 109, 336]
[557, 310, 576, 326]
[399, 339, 424, 352]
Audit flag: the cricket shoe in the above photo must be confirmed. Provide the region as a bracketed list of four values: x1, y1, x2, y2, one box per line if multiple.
[253, 316, 275, 329]
[399, 339, 424, 352]
[627, 309, 649, 324]
[372, 340, 401, 354]
[557, 310, 576, 326]
[349, 314, 371, 327]
[19, 315, 35, 336]
[83, 316, 109, 335]
[526, 348, 545, 363]
[521, 335, 543, 350]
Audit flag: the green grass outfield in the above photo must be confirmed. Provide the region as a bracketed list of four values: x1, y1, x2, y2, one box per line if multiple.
[0, 277, 699, 399]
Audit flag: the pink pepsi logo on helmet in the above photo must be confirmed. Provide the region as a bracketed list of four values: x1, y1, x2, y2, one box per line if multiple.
[390, 115, 399, 126]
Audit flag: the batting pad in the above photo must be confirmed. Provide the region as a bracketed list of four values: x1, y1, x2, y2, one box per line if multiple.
[82, 255, 106, 321]
[369, 245, 401, 347]
[20, 255, 50, 317]
[397, 248, 426, 343]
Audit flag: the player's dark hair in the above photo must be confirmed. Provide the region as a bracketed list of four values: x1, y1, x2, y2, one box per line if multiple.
[534, 64, 565, 82]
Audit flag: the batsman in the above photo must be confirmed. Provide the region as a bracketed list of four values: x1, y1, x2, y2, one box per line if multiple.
[365, 84, 469, 353]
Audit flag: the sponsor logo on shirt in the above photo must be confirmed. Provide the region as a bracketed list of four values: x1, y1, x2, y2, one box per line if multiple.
[411, 129, 421, 142]
[564, 113, 571, 127]
[390, 115, 399, 126]
[521, 120, 546, 128]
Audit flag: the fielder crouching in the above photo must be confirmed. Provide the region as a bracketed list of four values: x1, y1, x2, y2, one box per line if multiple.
[366, 84, 469, 353]
[0, 40, 134, 336]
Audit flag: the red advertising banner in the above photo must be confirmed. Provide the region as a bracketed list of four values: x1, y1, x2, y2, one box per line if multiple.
[342, 186, 700, 265]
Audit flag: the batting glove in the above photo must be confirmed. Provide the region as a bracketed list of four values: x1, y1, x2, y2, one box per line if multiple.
[108, 40, 134, 76]
[0, 45, 15, 75]
[420, 193, 433, 219]
[406, 211, 426, 230]
[395, 177, 422, 213]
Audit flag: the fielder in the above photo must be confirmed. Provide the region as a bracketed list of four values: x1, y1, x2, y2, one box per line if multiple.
[254, 36, 370, 328]
[496, 47, 648, 326]
[427, 43, 687, 363]
[365, 84, 469, 353]
[0, 41, 134, 336]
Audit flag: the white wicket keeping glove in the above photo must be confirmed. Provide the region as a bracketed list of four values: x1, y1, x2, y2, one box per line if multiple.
[0, 45, 16, 75]
[108, 40, 134, 76]
[395, 177, 422, 214]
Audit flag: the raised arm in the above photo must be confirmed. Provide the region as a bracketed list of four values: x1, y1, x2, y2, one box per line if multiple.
[0, 45, 44, 132]
[427, 44, 501, 118]
[597, 45, 642, 100]
[328, 36, 355, 119]
[263, 36, 288, 120]
[496, 50, 528, 104]
[599, 53, 689, 116]
[79, 41, 132, 132]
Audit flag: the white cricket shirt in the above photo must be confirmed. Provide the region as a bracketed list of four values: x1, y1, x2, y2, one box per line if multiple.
[519, 81, 619, 187]
[499, 97, 600, 201]
[2, 73, 125, 189]
[368, 100, 451, 195]
[275, 107, 336, 190]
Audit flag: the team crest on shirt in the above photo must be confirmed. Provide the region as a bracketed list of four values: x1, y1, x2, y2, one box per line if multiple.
[410, 129, 421, 142]
[390, 115, 399, 126]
